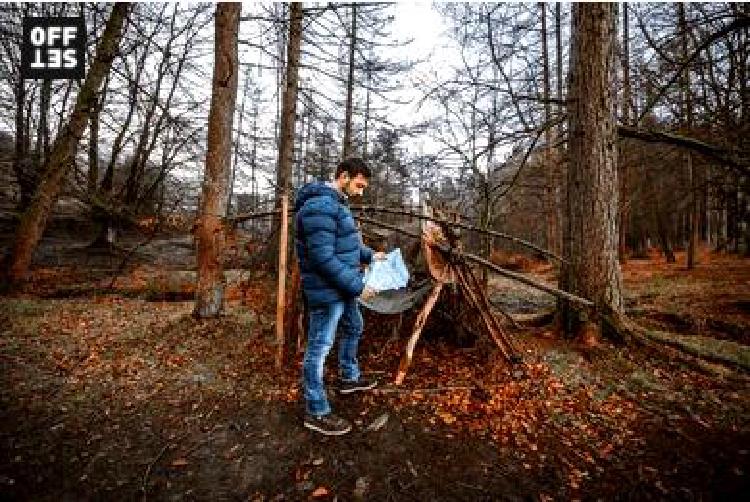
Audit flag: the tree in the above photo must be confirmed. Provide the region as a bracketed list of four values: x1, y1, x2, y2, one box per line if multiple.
[342, 4, 357, 159]
[275, 3, 303, 201]
[5, 3, 130, 284]
[559, 2, 624, 341]
[193, 3, 241, 318]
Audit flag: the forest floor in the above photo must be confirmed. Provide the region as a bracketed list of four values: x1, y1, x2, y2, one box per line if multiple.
[1, 237, 749, 501]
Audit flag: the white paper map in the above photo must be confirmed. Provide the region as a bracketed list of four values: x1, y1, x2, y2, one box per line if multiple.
[362, 248, 409, 292]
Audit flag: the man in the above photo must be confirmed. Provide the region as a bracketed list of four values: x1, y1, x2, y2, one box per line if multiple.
[294, 157, 385, 435]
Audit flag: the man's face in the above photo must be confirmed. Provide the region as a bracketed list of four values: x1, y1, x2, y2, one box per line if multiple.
[340, 173, 369, 197]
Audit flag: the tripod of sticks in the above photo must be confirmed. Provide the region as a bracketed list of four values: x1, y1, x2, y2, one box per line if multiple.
[394, 218, 523, 385]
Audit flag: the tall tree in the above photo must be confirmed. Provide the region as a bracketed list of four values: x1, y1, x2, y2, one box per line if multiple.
[342, 4, 357, 159]
[679, 3, 698, 269]
[193, 2, 241, 318]
[540, 2, 557, 255]
[618, 3, 631, 262]
[6, 3, 130, 284]
[275, 3, 303, 201]
[560, 2, 624, 341]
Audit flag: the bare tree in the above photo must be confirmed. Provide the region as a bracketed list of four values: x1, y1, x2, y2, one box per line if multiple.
[275, 3, 303, 201]
[5, 3, 131, 284]
[193, 3, 241, 318]
[559, 2, 624, 341]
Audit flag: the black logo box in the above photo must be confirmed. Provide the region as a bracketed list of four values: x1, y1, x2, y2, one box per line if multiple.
[21, 16, 86, 80]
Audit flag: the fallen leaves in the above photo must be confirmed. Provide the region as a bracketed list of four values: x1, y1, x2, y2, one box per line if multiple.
[311, 486, 329, 497]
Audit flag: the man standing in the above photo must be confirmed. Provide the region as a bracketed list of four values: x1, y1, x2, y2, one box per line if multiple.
[294, 158, 385, 435]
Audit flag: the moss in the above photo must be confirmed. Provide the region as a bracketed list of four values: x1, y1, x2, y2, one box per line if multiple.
[644, 330, 750, 372]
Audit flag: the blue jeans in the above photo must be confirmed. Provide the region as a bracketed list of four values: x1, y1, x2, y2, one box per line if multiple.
[303, 298, 363, 416]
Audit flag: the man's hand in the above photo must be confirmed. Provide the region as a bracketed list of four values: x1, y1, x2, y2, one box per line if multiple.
[374, 251, 387, 261]
[361, 286, 377, 301]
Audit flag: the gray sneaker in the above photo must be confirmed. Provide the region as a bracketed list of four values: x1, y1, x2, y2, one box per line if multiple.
[303, 413, 352, 436]
[338, 377, 378, 394]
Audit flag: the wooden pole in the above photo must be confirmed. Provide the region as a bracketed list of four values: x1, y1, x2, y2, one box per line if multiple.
[275, 194, 289, 368]
[395, 283, 443, 385]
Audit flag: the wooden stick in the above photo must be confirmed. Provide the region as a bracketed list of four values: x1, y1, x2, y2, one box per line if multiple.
[352, 205, 565, 263]
[355, 215, 594, 307]
[395, 283, 443, 385]
[462, 263, 521, 355]
[455, 266, 512, 362]
[275, 194, 289, 368]
[372, 385, 475, 394]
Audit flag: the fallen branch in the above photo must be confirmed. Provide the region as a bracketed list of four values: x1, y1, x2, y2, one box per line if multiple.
[602, 311, 750, 375]
[642, 330, 750, 374]
[352, 205, 566, 263]
[355, 215, 593, 307]
[372, 385, 475, 394]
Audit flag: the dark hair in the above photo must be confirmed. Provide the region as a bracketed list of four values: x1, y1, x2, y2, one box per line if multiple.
[335, 157, 371, 179]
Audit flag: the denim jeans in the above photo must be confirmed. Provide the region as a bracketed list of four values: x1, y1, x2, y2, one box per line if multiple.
[303, 298, 363, 416]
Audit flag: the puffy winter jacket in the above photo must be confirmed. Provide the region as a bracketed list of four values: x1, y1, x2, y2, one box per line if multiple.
[294, 181, 374, 306]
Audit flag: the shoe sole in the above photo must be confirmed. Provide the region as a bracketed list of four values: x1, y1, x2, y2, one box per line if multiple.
[303, 421, 352, 436]
[338, 382, 378, 394]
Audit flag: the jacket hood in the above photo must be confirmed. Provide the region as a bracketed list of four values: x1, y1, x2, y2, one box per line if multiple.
[294, 181, 345, 212]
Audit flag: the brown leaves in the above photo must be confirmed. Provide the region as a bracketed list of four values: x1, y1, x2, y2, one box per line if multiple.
[311, 486, 329, 498]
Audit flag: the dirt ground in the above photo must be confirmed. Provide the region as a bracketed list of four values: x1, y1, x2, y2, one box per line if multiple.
[1, 241, 749, 500]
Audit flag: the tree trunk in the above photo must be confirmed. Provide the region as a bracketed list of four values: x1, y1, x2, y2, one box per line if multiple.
[342, 4, 357, 159]
[270, 1, 303, 270]
[193, 2, 241, 318]
[34, 79, 52, 174]
[276, 3, 302, 196]
[540, 3, 557, 256]
[554, 2, 565, 263]
[12, 77, 32, 210]
[6, 3, 130, 284]
[560, 2, 624, 341]
[618, 3, 631, 262]
[228, 64, 251, 217]
[88, 78, 107, 196]
[679, 3, 698, 269]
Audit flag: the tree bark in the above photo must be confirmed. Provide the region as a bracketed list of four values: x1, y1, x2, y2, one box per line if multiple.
[618, 3, 631, 262]
[6, 3, 130, 284]
[342, 4, 357, 159]
[269, 2, 303, 269]
[12, 77, 32, 210]
[34, 79, 52, 174]
[540, 3, 557, 257]
[276, 3, 302, 199]
[88, 77, 107, 196]
[193, 2, 241, 318]
[560, 2, 624, 340]
[679, 3, 698, 269]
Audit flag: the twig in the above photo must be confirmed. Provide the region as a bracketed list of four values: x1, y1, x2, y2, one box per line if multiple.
[141, 442, 171, 502]
[373, 385, 475, 394]
[456, 481, 489, 492]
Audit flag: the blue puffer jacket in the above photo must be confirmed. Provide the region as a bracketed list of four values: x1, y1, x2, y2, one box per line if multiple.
[294, 181, 374, 306]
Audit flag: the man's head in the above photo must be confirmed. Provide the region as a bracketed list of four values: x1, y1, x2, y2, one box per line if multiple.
[334, 157, 371, 197]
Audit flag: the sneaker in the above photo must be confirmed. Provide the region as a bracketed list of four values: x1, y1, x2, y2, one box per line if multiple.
[303, 413, 352, 436]
[338, 377, 378, 394]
